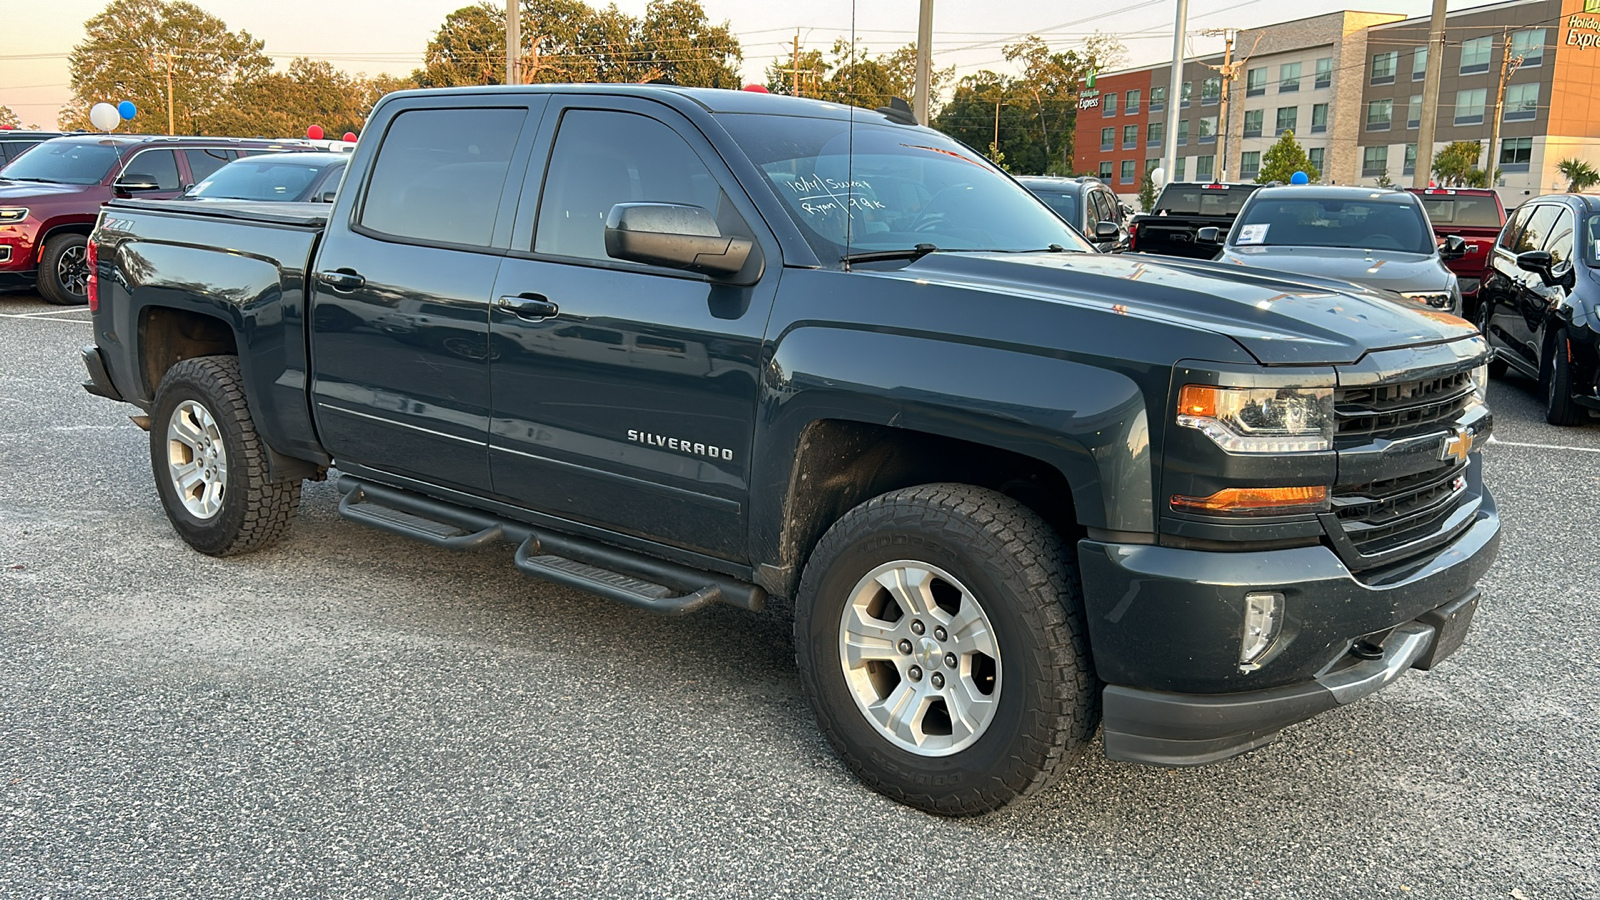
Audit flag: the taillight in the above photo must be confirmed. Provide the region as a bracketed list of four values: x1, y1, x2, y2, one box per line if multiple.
[86, 238, 99, 311]
[1128, 221, 1138, 250]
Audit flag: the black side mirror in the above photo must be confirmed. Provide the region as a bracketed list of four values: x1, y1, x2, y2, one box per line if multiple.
[318, 190, 337, 203]
[1094, 220, 1120, 240]
[1196, 226, 1221, 244]
[1515, 249, 1555, 284]
[1440, 234, 1467, 260]
[115, 173, 160, 192]
[604, 203, 753, 279]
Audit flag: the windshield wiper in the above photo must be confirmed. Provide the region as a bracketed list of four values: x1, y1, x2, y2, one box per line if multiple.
[841, 243, 941, 265]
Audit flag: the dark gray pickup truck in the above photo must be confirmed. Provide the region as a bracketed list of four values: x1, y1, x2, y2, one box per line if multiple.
[81, 85, 1500, 815]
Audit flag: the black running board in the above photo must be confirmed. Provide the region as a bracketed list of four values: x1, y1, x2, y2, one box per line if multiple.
[336, 476, 763, 615]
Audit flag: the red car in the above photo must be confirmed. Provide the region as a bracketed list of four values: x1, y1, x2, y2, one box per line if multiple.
[0, 134, 306, 304]
[1406, 187, 1506, 317]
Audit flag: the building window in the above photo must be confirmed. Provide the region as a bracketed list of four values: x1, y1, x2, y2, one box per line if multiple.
[1311, 103, 1328, 134]
[1150, 85, 1167, 111]
[1403, 143, 1417, 176]
[1240, 150, 1261, 179]
[1279, 62, 1301, 93]
[1123, 124, 1139, 149]
[1126, 89, 1141, 114]
[1407, 95, 1422, 129]
[1510, 29, 1545, 67]
[1499, 137, 1533, 172]
[1101, 127, 1115, 151]
[1202, 77, 1221, 105]
[1181, 81, 1193, 107]
[1371, 51, 1397, 85]
[1460, 36, 1491, 75]
[1099, 160, 1114, 180]
[1178, 119, 1190, 146]
[1147, 121, 1165, 146]
[1275, 106, 1297, 136]
[1412, 46, 1428, 81]
[1175, 157, 1186, 181]
[1366, 99, 1392, 131]
[1246, 67, 1266, 96]
[1146, 157, 1160, 174]
[1121, 159, 1136, 184]
[1362, 145, 1389, 178]
[1314, 57, 1332, 88]
[1454, 88, 1486, 125]
[1196, 155, 1215, 181]
[1308, 146, 1325, 174]
[1505, 83, 1539, 121]
[1243, 109, 1263, 138]
[1103, 91, 1118, 117]
[1199, 116, 1217, 143]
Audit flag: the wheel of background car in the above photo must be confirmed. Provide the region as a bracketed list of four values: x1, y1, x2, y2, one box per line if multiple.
[1475, 302, 1508, 378]
[150, 355, 301, 555]
[1544, 328, 1582, 427]
[793, 483, 1097, 816]
[38, 233, 89, 306]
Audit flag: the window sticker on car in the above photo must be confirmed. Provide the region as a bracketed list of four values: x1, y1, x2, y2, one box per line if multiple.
[1237, 223, 1269, 244]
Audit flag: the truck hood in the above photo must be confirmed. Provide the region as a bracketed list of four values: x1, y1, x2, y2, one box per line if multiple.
[0, 180, 96, 201]
[863, 251, 1478, 366]
[1215, 245, 1451, 293]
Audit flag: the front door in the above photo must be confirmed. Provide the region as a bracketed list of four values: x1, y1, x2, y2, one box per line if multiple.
[486, 99, 777, 558]
[309, 101, 539, 493]
[1490, 203, 1560, 372]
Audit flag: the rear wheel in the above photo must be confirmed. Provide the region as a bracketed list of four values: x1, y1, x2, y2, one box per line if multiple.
[37, 233, 88, 306]
[1544, 329, 1582, 426]
[794, 483, 1097, 816]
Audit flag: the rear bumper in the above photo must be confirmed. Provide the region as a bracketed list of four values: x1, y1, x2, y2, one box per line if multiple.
[80, 345, 125, 402]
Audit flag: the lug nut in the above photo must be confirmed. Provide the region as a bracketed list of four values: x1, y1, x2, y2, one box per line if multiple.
[945, 653, 957, 669]
[898, 639, 913, 654]
[910, 620, 925, 635]
[933, 626, 947, 641]
[930, 673, 945, 689]
[908, 666, 923, 681]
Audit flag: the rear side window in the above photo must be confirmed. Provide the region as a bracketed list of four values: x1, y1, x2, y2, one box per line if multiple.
[127, 149, 181, 190]
[359, 107, 527, 248]
[184, 149, 233, 184]
[1543, 209, 1574, 266]
[1499, 204, 1534, 250]
[1512, 205, 1561, 255]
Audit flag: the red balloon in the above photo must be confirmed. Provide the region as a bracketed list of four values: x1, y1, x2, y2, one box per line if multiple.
[343, 132, 357, 143]
[306, 125, 324, 140]
[0, 124, 13, 130]
[742, 83, 770, 93]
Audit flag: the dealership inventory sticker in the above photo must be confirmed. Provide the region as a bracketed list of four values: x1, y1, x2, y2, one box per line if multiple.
[1237, 224, 1269, 245]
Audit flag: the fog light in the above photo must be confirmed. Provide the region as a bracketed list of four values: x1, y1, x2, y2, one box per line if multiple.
[1240, 592, 1284, 669]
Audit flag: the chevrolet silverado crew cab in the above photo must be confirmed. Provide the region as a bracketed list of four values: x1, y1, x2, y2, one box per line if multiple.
[81, 86, 1500, 815]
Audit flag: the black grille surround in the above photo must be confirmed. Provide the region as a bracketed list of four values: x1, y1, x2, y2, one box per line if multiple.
[1335, 370, 1473, 440]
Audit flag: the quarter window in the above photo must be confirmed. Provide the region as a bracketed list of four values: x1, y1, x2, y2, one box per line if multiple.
[184, 149, 233, 184]
[359, 107, 526, 247]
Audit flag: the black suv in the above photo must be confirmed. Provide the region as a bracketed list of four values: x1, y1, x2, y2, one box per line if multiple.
[0, 130, 72, 166]
[1479, 192, 1600, 425]
[1017, 175, 1129, 252]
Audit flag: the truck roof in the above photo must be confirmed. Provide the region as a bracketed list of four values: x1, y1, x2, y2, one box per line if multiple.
[379, 84, 910, 127]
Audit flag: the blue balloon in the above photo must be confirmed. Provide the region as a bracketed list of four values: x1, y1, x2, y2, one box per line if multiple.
[1290, 170, 1309, 185]
[117, 101, 137, 120]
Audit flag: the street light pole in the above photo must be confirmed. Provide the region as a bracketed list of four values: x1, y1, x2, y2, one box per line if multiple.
[1412, 0, 1447, 187]
[506, 0, 520, 85]
[915, 0, 934, 124]
[1160, 0, 1189, 185]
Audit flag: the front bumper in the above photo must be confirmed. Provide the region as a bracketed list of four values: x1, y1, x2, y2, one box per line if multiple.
[1080, 480, 1499, 765]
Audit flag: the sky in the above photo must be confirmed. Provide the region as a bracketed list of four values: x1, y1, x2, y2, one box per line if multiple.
[1, 0, 1477, 129]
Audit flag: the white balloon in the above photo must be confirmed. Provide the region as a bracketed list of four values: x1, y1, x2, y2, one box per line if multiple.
[89, 102, 121, 132]
[1150, 167, 1167, 189]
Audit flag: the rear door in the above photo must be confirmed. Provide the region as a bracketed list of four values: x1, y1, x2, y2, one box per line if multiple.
[308, 99, 543, 493]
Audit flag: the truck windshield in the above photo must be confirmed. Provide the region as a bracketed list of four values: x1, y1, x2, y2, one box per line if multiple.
[0, 141, 120, 185]
[719, 114, 1090, 262]
[1154, 185, 1254, 216]
[1232, 197, 1435, 254]
[1417, 195, 1503, 227]
[189, 158, 335, 201]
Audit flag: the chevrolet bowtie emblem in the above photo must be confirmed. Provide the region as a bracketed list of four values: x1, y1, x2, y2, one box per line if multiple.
[1441, 428, 1474, 464]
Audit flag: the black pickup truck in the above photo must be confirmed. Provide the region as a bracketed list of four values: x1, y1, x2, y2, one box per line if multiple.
[1129, 181, 1260, 258]
[81, 85, 1499, 815]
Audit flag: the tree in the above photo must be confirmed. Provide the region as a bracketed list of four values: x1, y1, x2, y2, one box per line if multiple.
[62, 0, 271, 133]
[1431, 140, 1483, 187]
[764, 41, 951, 113]
[418, 3, 506, 88]
[1137, 171, 1157, 212]
[634, 0, 742, 88]
[1557, 158, 1600, 192]
[202, 58, 389, 138]
[1257, 129, 1318, 183]
[0, 106, 20, 129]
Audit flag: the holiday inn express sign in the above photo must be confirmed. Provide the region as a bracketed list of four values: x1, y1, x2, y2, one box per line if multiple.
[1574, 0, 1600, 47]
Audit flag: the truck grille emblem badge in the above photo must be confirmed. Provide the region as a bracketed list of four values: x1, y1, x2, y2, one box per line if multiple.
[1440, 428, 1474, 464]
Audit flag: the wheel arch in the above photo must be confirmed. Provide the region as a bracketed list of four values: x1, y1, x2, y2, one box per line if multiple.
[34, 218, 97, 263]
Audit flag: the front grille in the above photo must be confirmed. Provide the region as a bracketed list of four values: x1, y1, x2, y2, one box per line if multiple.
[1335, 370, 1473, 441]
[1333, 460, 1470, 557]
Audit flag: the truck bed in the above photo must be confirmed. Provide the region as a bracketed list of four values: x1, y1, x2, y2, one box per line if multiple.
[106, 198, 331, 229]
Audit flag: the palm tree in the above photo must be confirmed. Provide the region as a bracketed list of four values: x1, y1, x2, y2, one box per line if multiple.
[1557, 158, 1600, 193]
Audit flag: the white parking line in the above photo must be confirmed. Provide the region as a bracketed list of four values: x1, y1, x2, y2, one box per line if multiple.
[1488, 435, 1600, 454]
[0, 313, 91, 322]
[5, 307, 92, 317]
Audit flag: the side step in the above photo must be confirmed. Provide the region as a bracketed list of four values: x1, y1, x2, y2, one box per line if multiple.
[335, 476, 763, 616]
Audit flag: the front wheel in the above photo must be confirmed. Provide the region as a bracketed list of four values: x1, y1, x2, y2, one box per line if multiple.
[37, 233, 89, 306]
[150, 355, 301, 555]
[794, 484, 1097, 816]
[1545, 329, 1583, 426]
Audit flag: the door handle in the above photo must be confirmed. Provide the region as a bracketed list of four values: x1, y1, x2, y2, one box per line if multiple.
[317, 269, 365, 292]
[497, 293, 559, 320]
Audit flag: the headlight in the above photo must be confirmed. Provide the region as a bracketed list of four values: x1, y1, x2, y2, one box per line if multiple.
[1470, 362, 1490, 403]
[1401, 291, 1454, 310]
[1177, 384, 1335, 453]
[0, 207, 28, 222]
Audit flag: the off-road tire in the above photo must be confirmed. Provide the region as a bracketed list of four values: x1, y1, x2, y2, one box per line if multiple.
[150, 355, 300, 555]
[37, 233, 89, 306]
[794, 483, 1097, 816]
[1545, 328, 1582, 426]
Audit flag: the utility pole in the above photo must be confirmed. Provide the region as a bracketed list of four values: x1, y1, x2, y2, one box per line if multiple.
[1160, 0, 1189, 185]
[914, 0, 934, 124]
[505, 0, 520, 85]
[793, 32, 801, 97]
[1201, 29, 1240, 181]
[153, 52, 176, 134]
[1485, 26, 1526, 188]
[1412, 0, 1447, 188]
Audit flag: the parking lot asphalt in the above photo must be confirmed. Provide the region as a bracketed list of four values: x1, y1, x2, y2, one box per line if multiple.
[1, 292, 1596, 899]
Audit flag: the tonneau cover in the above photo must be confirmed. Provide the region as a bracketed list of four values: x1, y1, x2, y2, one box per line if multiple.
[104, 198, 329, 228]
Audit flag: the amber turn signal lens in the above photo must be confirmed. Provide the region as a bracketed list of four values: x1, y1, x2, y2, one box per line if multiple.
[1177, 384, 1218, 418]
[1171, 485, 1329, 516]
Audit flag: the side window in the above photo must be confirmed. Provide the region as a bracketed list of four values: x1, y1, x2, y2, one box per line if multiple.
[359, 107, 527, 248]
[128, 149, 181, 190]
[1499, 204, 1534, 251]
[1543, 208, 1574, 266]
[185, 149, 232, 184]
[1512, 205, 1560, 255]
[1091, 191, 1116, 226]
[534, 108, 745, 262]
